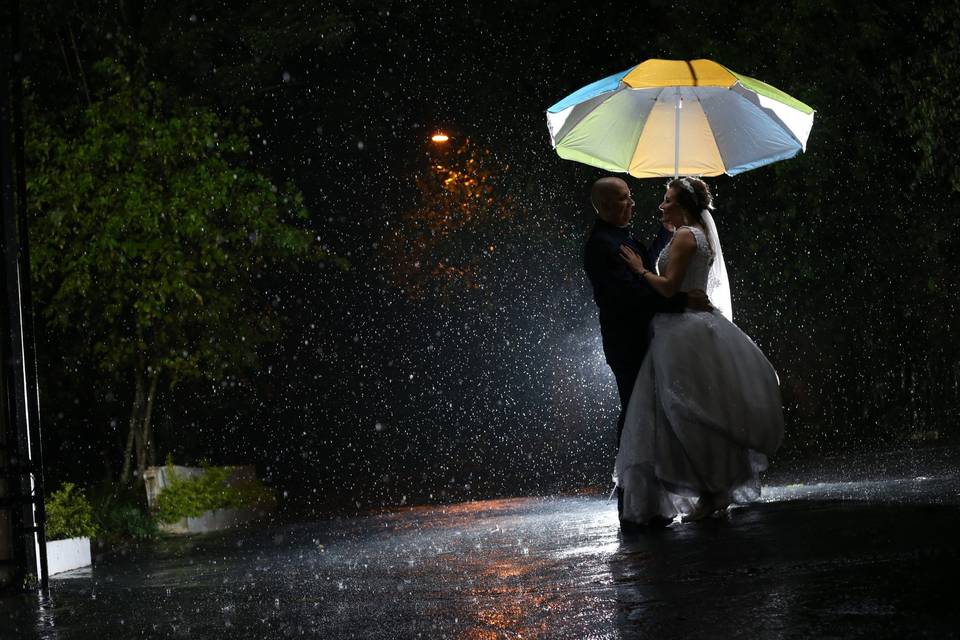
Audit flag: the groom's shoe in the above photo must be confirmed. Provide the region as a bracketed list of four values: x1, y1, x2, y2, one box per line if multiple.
[620, 515, 672, 534]
[643, 515, 673, 529]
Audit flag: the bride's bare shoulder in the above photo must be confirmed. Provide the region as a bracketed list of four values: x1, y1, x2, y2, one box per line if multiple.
[672, 227, 698, 247]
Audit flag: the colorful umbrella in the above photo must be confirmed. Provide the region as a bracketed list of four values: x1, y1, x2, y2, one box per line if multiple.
[546, 59, 814, 178]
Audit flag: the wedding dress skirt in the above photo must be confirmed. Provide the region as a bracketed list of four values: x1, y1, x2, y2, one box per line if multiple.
[614, 309, 784, 523]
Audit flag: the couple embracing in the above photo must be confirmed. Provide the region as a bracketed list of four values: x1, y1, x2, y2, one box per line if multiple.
[584, 176, 784, 531]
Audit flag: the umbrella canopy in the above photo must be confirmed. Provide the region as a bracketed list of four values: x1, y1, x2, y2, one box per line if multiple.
[546, 59, 815, 178]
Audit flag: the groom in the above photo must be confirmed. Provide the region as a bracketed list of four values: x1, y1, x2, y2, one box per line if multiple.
[583, 177, 706, 526]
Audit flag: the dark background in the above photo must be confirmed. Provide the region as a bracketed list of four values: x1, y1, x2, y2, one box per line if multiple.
[10, 0, 960, 512]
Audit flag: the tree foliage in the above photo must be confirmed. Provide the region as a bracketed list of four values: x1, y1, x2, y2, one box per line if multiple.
[26, 58, 331, 482]
[900, 2, 960, 195]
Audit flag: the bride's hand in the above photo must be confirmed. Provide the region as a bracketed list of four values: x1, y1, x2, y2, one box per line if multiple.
[619, 244, 645, 274]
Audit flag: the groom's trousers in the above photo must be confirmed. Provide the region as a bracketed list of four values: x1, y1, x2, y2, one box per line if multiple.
[611, 363, 641, 447]
[611, 362, 641, 522]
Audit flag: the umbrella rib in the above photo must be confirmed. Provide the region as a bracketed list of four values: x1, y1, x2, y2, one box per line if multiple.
[685, 61, 699, 86]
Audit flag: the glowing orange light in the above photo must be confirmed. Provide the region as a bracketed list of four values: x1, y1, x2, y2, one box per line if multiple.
[431, 133, 450, 143]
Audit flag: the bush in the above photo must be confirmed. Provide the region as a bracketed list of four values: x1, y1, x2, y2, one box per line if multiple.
[85, 484, 159, 543]
[97, 500, 159, 541]
[154, 462, 275, 524]
[45, 483, 100, 540]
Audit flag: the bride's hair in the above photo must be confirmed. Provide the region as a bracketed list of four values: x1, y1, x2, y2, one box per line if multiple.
[667, 177, 714, 224]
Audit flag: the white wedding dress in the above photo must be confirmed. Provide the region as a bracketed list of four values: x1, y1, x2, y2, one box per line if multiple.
[614, 225, 784, 523]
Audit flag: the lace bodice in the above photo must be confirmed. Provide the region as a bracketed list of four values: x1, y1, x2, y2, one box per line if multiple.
[656, 226, 714, 293]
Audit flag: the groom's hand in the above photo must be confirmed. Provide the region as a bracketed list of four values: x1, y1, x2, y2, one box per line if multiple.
[685, 290, 713, 312]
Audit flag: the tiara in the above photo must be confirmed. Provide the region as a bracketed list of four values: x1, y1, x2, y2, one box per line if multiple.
[677, 177, 696, 195]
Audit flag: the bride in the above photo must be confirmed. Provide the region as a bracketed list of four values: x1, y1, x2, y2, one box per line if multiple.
[616, 176, 784, 526]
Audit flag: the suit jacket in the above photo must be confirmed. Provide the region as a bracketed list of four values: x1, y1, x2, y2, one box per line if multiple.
[583, 218, 686, 370]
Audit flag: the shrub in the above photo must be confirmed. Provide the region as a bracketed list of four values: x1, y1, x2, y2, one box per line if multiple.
[45, 483, 100, 540]
[154, 462, 275, 524]
[97, 500, 159, 540]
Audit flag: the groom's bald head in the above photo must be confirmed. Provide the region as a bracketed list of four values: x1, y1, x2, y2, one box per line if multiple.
[591, 177, 633, 226]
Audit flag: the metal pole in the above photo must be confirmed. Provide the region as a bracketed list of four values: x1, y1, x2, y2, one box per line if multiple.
[674, 89, 682, 179]
[11, 0, 48, 590]
[0, 0, 40, 592]
[0, 42, 37, 594]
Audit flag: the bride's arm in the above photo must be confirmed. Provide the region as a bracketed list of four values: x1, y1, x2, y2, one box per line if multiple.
[620, 228, 697, 298]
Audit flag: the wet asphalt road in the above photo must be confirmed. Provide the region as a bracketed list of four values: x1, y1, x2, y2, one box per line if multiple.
[2, 447, 960, 639]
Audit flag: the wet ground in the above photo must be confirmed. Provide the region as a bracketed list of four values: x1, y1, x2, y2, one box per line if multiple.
[2, 447, 960, 639]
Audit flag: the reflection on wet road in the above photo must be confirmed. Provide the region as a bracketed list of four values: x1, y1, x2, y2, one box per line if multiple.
[3, 449, 960, 639]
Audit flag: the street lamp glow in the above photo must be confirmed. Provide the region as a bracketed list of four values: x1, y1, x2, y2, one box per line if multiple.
[431, 133, 450, 143]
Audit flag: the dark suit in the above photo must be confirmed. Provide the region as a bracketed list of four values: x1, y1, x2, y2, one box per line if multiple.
[583, 219, 686, 443]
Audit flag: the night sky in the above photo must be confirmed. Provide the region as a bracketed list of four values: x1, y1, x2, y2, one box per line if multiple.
[15, 1, 960, 512]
